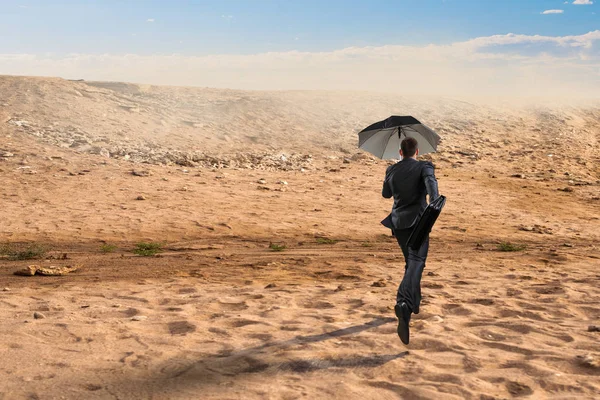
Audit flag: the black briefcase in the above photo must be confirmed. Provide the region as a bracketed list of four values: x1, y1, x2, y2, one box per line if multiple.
[407, 195, 446, 250]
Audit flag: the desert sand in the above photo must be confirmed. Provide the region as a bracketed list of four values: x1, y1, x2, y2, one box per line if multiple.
[1, 76, 599, 399]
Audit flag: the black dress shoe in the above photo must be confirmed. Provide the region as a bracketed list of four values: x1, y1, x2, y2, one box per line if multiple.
[394, 302, 411, 345]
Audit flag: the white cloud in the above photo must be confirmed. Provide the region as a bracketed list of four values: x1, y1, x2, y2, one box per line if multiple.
[541, 9, 564, 14]
[1, 31, 599, 98]
[146, 18, 155, 22]
[573, 0, 593, 4]
[221, 15, 234, 20]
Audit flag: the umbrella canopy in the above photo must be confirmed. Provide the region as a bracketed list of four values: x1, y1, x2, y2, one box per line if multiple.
[358, 116, 440, 160]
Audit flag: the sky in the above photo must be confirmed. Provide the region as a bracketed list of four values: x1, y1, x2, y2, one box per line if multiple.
[1, 0, 599, 97]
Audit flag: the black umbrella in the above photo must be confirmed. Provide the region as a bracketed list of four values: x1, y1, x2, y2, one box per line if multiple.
[358, 116, 441, 159]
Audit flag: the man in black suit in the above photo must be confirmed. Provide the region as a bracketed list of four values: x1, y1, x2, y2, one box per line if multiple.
[382, 137, 439, 344]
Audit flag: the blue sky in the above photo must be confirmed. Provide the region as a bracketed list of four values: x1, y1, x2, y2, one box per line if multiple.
[2, 0, 598, 55]
[1, 1, 598, 96]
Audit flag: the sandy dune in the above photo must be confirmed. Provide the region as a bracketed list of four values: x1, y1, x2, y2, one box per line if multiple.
[1, 76, 600, 399]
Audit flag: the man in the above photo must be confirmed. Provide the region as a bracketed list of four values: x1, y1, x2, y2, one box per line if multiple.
[382, 137, 439, 345]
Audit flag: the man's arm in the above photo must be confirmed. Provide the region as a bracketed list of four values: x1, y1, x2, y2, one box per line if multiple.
[382, 166, 393, 198]
[422, 162, 439, 202]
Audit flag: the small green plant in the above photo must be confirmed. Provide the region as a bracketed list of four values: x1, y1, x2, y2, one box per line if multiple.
[498, 242, 526, 252]
[0, 243, 47, 260]
[133, 242, 163, 256]
[316, 237, 338, 245]
[269, 242, 286, 252]
[100, 244, 117, 253]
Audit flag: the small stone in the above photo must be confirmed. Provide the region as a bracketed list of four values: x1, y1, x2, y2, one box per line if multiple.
[371, 280, 387, 287]
[278, 180, 288, 185]
[2, 287, 10, 291]
[257, 179, 267, 184]
[334, 284, 347, 292]
[1, 152, 14, 157]
[588, 325, 600, 332]
[563, 243, 574, 247]
[14, 265, 37, 276]
[99, 148, 110, 158]
[430, 315, 444, 323]
[131, 316, 147, 321]
[132, 169, 151, 177]
[33, 312, 46, 319]
[510, 174, 526, 179]
[136, 195, 146, 200]
[576, 354, 600, 369]
[265, 283, 277, 289]
[112, 304, 122, 308]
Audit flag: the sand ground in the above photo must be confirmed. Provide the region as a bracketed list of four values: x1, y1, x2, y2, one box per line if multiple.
[1, 77, 599, 399]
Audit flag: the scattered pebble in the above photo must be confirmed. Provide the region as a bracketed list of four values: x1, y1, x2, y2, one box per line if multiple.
[264, 283, 277, 289]
[2, 287, 10, 291]
[136, 195, 146, 200]
[588, 325, 600, 332]
[371, 280, 387, 287]
[131, 316, 147, 321]
[33, 312, 46, 319]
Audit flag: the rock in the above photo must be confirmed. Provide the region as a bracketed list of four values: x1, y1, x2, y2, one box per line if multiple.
[371, 280, 387, 287]
[576, 354, 600, 369]
[334, 284, 347, 292]
[15, 265, 79, 276]
[131, 316, 147, 321]
[99, 148, 110, 158]
[265, 283, 277, 289]
[14, 266, 37, 276]
[519, 224, 553, 234]
[136, 195, 146, 200]
[278, 180, 288, 185]
[257, 179, 267, 184]
[257, 185, 271, 191]
[33, 312, 46, 319]
[510, 174, 526, 179]
[430, 315, 444, 323]
[2, 287, 10, 291]
[36, 265, 79, 276]
[588, 325, 600, 332]
[132, 169, 151, 177]
[563, 243, 574, 247]
[1, 152, 14, 157]
[558, 187, 574, 193]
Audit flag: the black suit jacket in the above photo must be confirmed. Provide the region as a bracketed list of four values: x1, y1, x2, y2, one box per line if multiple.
[382, 158, 439, 231]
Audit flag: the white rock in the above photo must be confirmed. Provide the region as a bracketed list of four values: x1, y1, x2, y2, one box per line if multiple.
[131, 315, 147, 321]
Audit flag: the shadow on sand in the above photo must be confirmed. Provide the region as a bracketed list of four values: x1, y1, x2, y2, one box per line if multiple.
[106, 317, 406, 397]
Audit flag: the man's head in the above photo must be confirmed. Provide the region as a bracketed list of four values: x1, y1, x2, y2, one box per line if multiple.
[400, 137, 419, 159]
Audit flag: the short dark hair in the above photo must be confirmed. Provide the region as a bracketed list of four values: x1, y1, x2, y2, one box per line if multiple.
[401, 137, 418, 158]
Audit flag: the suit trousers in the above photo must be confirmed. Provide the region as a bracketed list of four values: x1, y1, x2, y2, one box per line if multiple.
[393, 228, 429, 314]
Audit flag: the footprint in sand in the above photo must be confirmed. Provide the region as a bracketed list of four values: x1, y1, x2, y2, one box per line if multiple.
[506, 381, 534, 397]
[168, 320, 196, 336]
[158, 358, 197, 378]
[217, 301, 249, 311]
[442, 303, 472, 316]
[477, 329, 507, 342]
